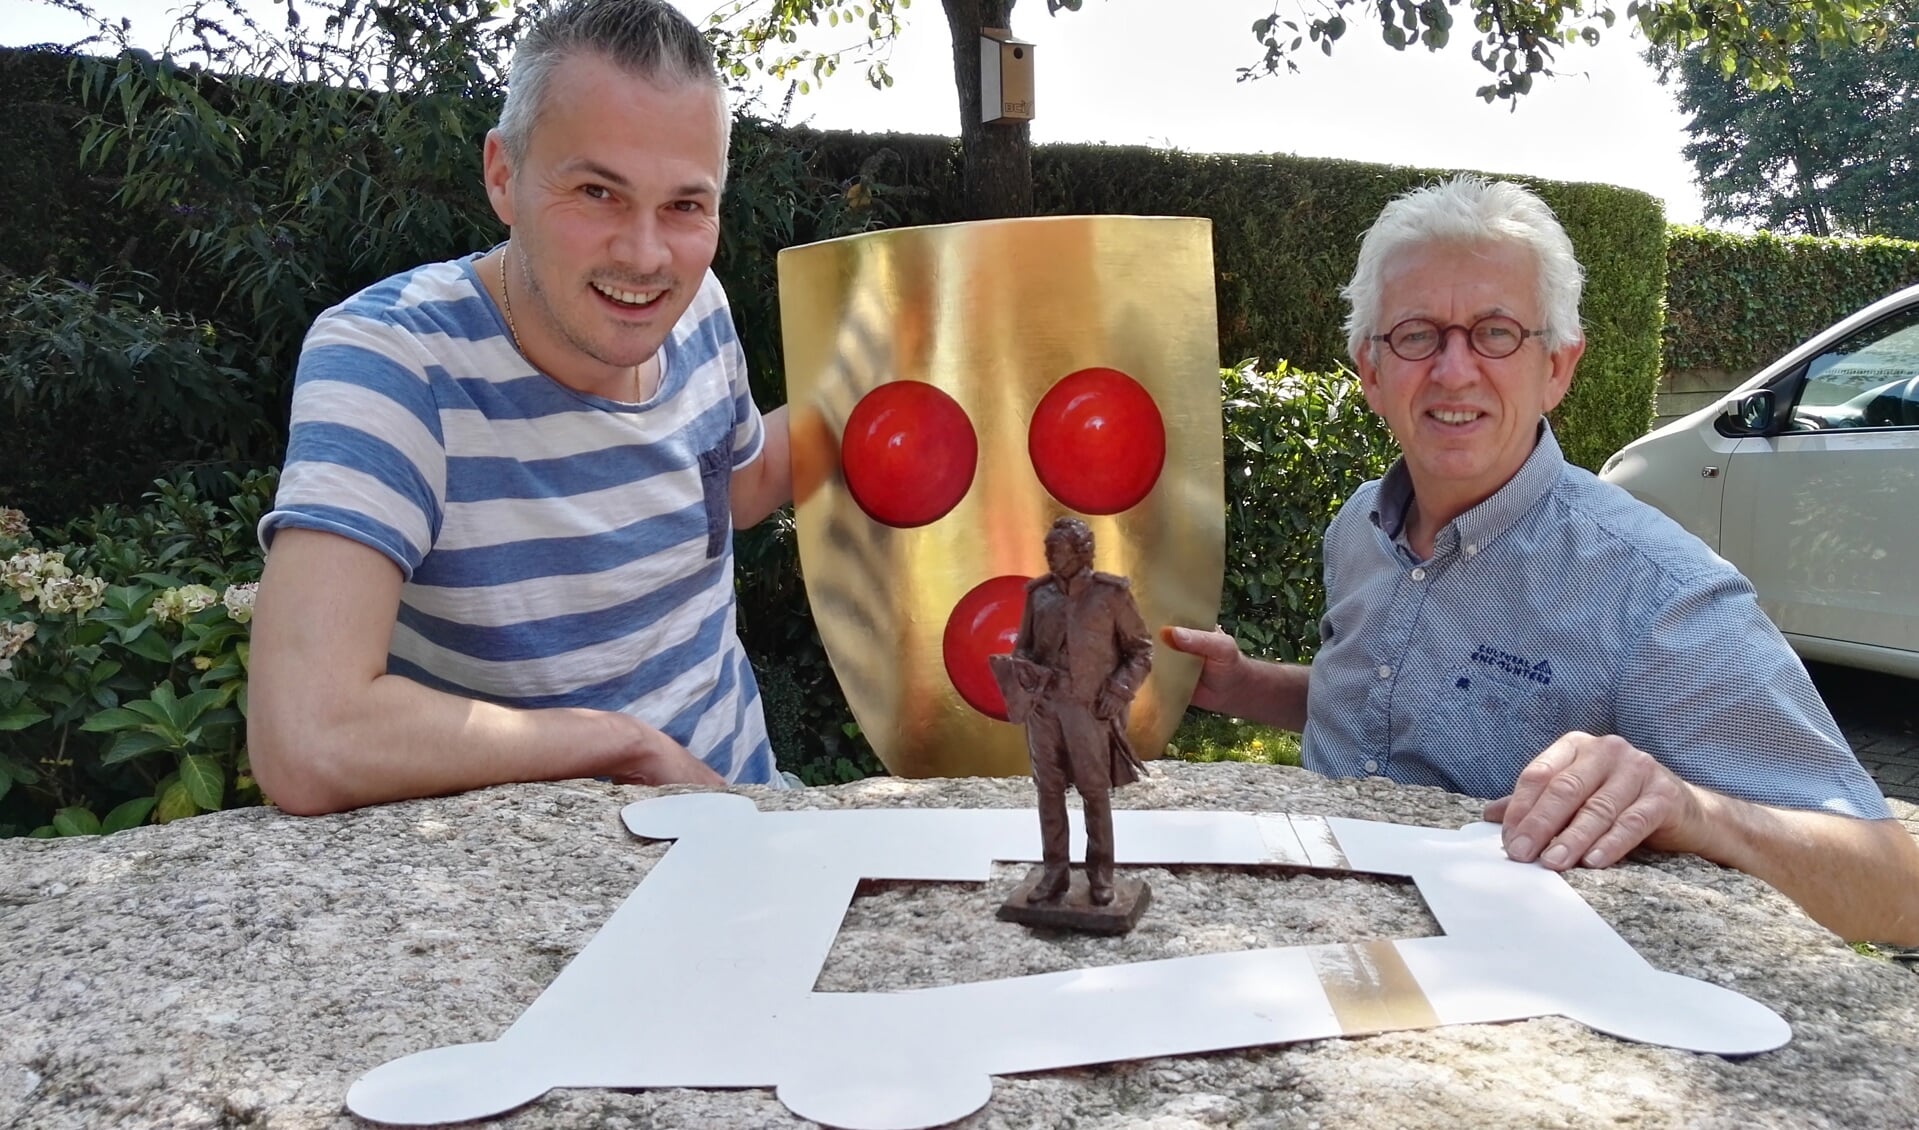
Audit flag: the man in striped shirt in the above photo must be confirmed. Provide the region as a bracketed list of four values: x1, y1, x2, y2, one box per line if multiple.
[249, 0, 789, 813]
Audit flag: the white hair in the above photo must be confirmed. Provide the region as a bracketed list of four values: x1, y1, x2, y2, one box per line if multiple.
[1342, 175, 1585, 363]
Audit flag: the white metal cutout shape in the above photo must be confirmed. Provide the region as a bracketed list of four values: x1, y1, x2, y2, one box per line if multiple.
[347, 793, 1789, 1129]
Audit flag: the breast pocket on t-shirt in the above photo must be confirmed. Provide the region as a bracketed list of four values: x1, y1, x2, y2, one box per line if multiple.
[696, 437, 733, 560]
[1418, 665, 1563, 798]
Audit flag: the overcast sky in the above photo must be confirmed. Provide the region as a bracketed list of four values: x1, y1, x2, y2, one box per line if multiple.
[5, 0, 1710, 224]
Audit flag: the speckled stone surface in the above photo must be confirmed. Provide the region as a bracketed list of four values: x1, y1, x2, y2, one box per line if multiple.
[4, 761, 1916, 1129]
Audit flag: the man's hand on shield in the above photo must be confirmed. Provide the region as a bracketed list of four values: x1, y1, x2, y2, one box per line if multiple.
[1158, 624, 1310, 733]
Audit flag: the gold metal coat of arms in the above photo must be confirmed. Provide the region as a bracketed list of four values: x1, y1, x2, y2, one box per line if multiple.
[778, 216, 1223, 777]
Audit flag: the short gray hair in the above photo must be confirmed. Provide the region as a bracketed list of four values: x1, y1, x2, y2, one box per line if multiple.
[1341, 175, 1585, 363]
[497, 0, 730, 183]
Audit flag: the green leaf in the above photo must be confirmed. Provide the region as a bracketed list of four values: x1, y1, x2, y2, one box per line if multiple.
[0, 754, 40, 787]
[154, 779, 198, 823]
[179, 753, 225, 811]
[175, 687, 226, 729]
[102, 796, 158, 834]
[52, 806, 102, 836]
[103, 584, 148, 615]
[195, 706, 242, 731]
[149, 680, 183, 723]
[185, 621, 244, 655]
[102, 729, 175, 765]
[195, 658, 242, 683]
[120, 629, 174, 664]
[79, 706, 151, 733]
[0, 702, 51, 732]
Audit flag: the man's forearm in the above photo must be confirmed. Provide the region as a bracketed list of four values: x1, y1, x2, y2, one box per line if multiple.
[250, 671, 683, 815]
[1221, 657, 1311, 733]
[248, 527, 722, 815]
[1690, 791, 1919, 944]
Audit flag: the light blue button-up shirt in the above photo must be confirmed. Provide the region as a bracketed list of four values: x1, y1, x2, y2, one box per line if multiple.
[1302, 422, 1890, 818]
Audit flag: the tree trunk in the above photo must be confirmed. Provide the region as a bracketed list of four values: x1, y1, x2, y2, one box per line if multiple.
[1788, 123, 1830, 237]
[943, 0, 1033, 219]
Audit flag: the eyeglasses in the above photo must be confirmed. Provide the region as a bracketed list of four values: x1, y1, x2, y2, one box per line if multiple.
[1368, 315, 1546, 362]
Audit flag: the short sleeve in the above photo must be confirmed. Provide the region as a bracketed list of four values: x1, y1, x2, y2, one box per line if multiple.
[699, 273, 764, 471]
[257, 313, 448, 578]
[1616, 572, 1890, 819]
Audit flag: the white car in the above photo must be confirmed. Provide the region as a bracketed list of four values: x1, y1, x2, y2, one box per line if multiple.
[1601, 283, 1919, 679]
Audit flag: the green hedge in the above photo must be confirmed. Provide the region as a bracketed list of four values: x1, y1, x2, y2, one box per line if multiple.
[1664, 227, 1919, 374]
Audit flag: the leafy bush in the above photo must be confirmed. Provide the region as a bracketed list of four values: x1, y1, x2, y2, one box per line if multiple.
[734, 512, 885, 787]
[1219, 361, 1398, 663]
[0, 268, 271, 521]
[70, 28, 510, 411]
[0, 470, 273, 837]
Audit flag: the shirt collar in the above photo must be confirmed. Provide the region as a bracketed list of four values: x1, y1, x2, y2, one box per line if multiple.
[1371, 418, 1564, 557]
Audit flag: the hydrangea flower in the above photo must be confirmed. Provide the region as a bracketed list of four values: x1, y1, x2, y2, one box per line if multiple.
[0, 508, 28, 542]
[151, 584, 220, 624]
[221, 582, 259, 624]
[2, 550, 74, 605]
[0, 619, 35, 675]
[38, 573, 107, 615]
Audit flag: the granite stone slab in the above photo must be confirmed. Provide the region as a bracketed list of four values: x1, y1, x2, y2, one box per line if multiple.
[4, 761, 1915, 1129]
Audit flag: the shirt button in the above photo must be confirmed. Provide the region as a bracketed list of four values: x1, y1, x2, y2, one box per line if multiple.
[1410, 567, 1427, 581]
[1376, 664, 1393, 680]
[1363, 758, 1380, 774]
[1464, 544, 1479, 558]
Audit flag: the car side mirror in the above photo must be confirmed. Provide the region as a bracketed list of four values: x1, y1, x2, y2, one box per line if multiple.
[1719, 389, 1776, 436]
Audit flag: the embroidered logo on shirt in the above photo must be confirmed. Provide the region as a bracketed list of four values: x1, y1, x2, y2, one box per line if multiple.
[1469, 645, 1554, 685]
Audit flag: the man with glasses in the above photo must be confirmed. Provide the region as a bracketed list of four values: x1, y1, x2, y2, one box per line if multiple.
[1164, 176, 1919, 944]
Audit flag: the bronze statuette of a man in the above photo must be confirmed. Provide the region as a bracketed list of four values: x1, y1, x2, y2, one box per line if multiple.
[992, 516, 1154, 933]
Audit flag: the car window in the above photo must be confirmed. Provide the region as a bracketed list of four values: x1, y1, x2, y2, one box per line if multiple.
[1788, 306, 1919, 431]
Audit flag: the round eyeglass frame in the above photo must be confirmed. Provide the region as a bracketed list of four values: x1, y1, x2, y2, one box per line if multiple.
[1369, 315, 1547, 362]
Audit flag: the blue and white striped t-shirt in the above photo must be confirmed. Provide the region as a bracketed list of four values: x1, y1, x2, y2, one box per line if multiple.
[258, 253, 780, 785]
[1304, 422, 1888, 819]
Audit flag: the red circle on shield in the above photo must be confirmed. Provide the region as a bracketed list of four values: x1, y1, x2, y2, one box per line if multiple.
[1028, 367, 1166, 514]
[841, 381, 978, 528]
[941, 574, 1029, 721]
